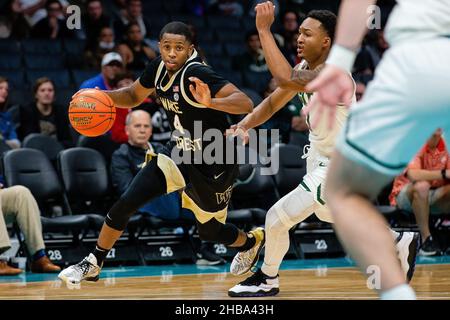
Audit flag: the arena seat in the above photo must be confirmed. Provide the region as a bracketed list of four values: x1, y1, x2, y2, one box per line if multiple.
[23, 133, 65, 165]
[0, 39, 21, 54]
[22, 39, 62, 54]
[270, 143, 307, 197]
[2, 148, 90, 236]
[0, 54, 21, 70]
[24, 53, 65, 70]
[26, 70, 71, 88]
[242, 70, 272, 95]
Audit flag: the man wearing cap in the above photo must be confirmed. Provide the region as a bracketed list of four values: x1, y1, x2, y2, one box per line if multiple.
[79, 52, 124, 90]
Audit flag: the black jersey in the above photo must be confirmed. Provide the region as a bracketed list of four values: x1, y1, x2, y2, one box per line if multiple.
[139, 50, 237, 177]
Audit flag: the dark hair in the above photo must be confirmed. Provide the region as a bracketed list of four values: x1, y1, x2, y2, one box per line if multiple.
[45, 0, 62, 11]
[33, 77, 54, 95]
[159, 21, 193, 44]
[307, 10, 337, 43]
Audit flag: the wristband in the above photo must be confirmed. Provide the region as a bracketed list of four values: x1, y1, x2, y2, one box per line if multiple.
[326, 45, 358, 72]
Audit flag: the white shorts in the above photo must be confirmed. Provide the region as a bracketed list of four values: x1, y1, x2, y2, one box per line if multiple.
[337, 37, 450, 176]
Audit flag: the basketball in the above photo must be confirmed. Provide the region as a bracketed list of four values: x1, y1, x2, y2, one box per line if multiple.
[68, 89, 116, 137]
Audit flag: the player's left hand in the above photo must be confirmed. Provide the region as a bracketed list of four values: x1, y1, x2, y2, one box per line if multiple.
[189, 77, 212, 107]
[255, 1, 276, 31]
[304, 64, 354, 129]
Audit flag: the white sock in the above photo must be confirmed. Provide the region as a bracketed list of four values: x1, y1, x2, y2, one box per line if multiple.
[380, 284, 416, 300]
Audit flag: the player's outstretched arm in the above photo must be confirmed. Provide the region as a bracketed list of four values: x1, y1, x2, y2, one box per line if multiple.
[255, 1, 295, 89]
[226, 87, 297, 142]
[103, 79, 155, 109]
[189, 77, 253, 114]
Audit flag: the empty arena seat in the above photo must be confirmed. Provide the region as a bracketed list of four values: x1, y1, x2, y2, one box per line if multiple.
[198, 42, 224, 56]
[0, 54, 21, 70]
[270, 143, 307, 197]
[24, 53, 65, 70]
[76, 134, 121, 165]
[22, 39, 62, 54]
[2, 148, 90, 234]
[224, 42, 247, 57]
[0, 39, 21, 54]
[26, 70, 71, 88]
[23, 133, 65, 164]
[207, 15, 241, 30]
[0, 70, 26, 89]
[71, 69, 98, 88]
[242, 70, 272, 95]
[215, 30, 245, 42]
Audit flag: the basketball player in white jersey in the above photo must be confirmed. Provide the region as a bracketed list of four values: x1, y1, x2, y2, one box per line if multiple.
[226, 2, 419, 297]
[304, 0, 450, 300]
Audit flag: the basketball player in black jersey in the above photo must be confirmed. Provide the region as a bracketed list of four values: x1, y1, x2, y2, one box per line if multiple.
[58, 21, 266, 285]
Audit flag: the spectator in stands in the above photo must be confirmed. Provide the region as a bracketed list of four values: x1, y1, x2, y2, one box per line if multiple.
[208, 0, 244, 17]
[353, 29, 389, 76]
[18, 77, 73, 147]
[84, 26, 118, 70]
[110, 110, 226, 265]
[389, 129, 450, 256]
[30, 0, 75, 39]
[0, 77, 20, 150]
[19, 0, 49, 28]
[109, 72, 161, 144]
[274, 11, 302, 48]
[355, 80, 367, 102]
[232, 29, 269, 73]
[113, 0, 151, 41]
[82, 0, 112, 50]
[117, 22, 156, 71]
[0, 0, 31, 39]
[80, 52, 124, 90]
[0, 185, 61, 275]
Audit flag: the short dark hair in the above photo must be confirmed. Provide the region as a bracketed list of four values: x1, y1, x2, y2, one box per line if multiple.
[307, 10, 337, 43]
[159, 21, 193, 44]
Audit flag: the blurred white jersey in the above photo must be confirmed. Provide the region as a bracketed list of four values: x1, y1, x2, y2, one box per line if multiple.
[385, 0, 450, 46]
[297, 60, 354, 158]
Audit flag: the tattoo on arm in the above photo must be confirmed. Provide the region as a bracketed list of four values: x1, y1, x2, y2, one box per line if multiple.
[291, 63, 325, 86]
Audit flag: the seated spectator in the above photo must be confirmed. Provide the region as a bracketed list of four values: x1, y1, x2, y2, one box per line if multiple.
[0, 185, 61, 275]
[30, 0, 75, 39]
[274, 10, 301, 48]
[84, 26, 118, 70]
[353, 29, 389, 76]
[80, 52, 124, 90]
[232, 29, 269, 73]
[0, 0, 31, 39]
[355, 80, 366, 102]
[81, 0, 112, 50]
[113, 0, 151, 41]
[117, 22, 156, 71]
[18, 77, 73, 147]
[111, 110, 226, 265]
[0, 77, 20, 150]
[389, 129, 450, 256]
[109, 72, 170, 145]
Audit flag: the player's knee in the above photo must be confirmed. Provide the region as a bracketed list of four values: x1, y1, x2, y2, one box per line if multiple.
[105, 195, 137, 231]
[265, 206, 290, 232]
[412, 181, 431, 199]
[198, 219, 238, 245]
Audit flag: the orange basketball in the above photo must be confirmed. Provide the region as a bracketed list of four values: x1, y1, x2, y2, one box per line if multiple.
[68, 89, 116, 137]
